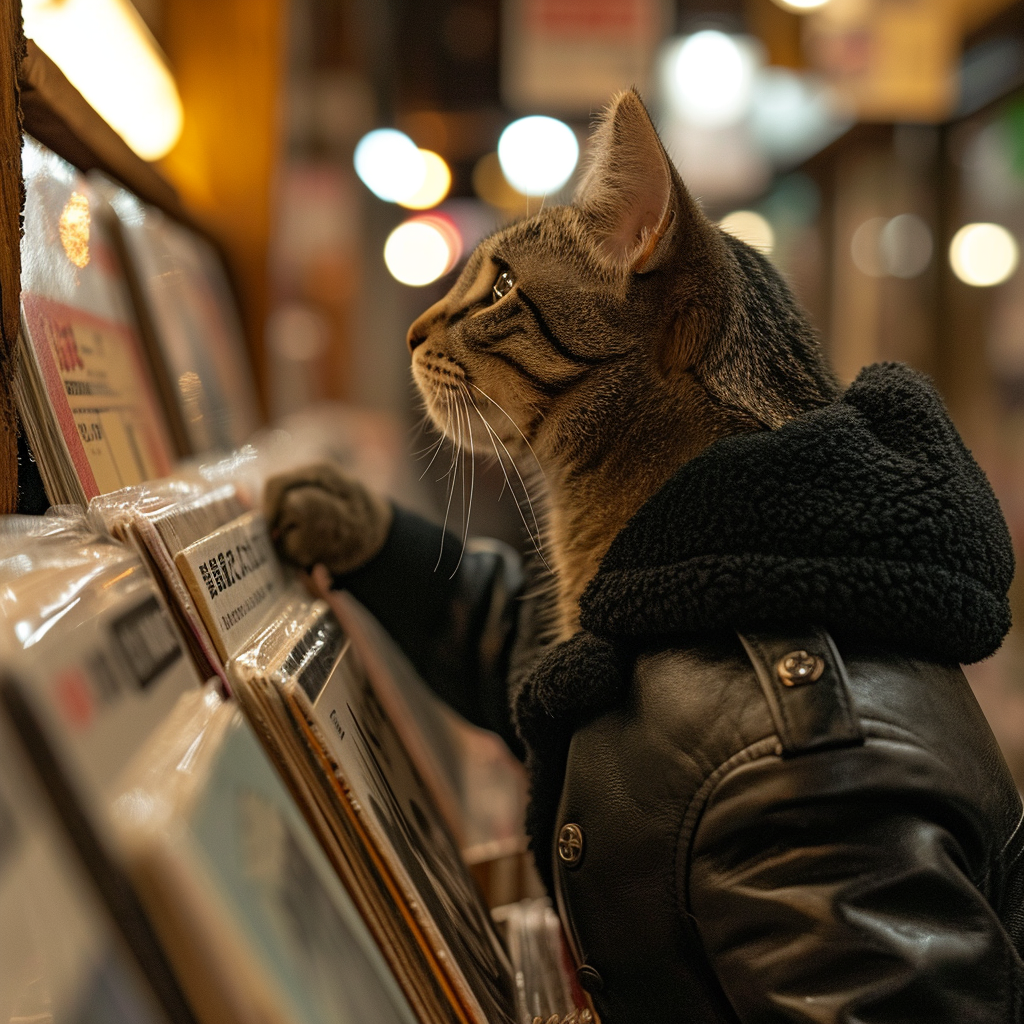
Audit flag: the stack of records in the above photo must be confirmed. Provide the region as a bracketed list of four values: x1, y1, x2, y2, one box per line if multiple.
[492, 900, 592, 1024]
[0, 511, 205, 1023]
[17, 137, 177, 506]
[98, 178, 262, 457]
[229, 590, 580, 1024]
[0, 513, 434, 1024]
[90, 481, 250, 686]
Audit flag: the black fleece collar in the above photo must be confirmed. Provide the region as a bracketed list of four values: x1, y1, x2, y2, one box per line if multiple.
[514, 362, 1015, 892]
[582, 361, 1013, 664]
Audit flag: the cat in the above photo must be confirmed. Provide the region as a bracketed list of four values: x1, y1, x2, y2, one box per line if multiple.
[268, 88, 838, 641]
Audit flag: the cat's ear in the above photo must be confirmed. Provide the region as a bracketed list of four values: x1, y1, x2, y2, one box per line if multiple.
[574, 89, 688, 271]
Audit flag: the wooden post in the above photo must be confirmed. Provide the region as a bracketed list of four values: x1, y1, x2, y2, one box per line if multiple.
[0, 2, 24, 513]
[157, 0, 288, 419]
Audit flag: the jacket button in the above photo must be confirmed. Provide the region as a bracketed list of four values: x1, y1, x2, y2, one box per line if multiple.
[557, 823, 584, 867]
[576, 965, 604, 993]
[776, 650, 824, 686]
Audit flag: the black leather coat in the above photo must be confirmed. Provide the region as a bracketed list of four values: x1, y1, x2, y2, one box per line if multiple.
[334, 365, 1024, 1021]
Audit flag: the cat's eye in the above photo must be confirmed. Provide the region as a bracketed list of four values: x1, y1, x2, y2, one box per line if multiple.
[492, 270, 515, 303]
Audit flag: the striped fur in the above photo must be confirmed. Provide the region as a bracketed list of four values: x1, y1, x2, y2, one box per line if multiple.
[408, 90, 838, 640]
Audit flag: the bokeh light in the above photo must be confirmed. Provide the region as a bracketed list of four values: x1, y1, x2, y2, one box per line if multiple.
[399, 150, 452, 210]
[851, 217, 887, 277]
[384, 214, 463, 286]
[667, 31, 758, 128]
[852, 214, 934, 279]
[59, 191, 91, 269]
[950, 223, 1019, 287]
[497, 116, 579, 196]
[23, 0, 184, 160]
[720, 210, 774, 255]
[354, 129, 426, 203]
[880, 214, 933, 279]
[769, 0, 832, 10]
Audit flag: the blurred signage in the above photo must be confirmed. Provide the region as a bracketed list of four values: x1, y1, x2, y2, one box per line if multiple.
[804, 0, 958, 122]
[502, 0, 670, 113]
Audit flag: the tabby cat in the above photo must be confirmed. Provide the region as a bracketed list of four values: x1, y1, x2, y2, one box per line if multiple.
[269, 89, 838, 640]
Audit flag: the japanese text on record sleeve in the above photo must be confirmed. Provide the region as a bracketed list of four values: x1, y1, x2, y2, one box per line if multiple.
[176, 512, 284, 661]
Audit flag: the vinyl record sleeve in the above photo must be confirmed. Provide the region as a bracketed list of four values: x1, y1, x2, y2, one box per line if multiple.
[0, 710, 171, 1024]
[101, 183, 261, 456]
[175, 510, 285, 663]
[89, 481, 251, 687]
[229, 598, 462, 1024]
[0, 513, 204, 1023]
[17, 137, 175, 504]
[112, 690, 421, 1024]
[230, 600, 518, 1024]
[0, 514, 201, 801]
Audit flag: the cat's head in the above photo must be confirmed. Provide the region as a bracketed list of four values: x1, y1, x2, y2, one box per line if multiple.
[408, 89, 837, 481]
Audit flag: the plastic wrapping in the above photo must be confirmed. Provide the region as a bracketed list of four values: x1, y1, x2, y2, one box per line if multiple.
[0, 512, 202, 803]
[230, 595, 520, 1024]
[492, 900, 590, 1024]
[88, 479, 252, 689]
[185, 401, 435, 517]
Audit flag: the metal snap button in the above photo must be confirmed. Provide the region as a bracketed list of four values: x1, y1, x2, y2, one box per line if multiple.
[557, 823, 584, 867]
[777, 650, 825, 686]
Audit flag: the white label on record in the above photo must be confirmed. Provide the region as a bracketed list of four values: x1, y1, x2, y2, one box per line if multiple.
[175, 511, 284, 662]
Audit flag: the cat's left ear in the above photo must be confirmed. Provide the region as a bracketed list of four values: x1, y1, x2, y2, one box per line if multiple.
[575, 89, 690, 271]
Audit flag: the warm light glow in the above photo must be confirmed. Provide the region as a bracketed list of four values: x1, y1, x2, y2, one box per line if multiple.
[399, 150, 452, 210]
[384, 215, 463, 286]
[769, 0, 832, 11]
[720, 210, 774, 255]
[497, 116, 579, 197]
[667, 31, 757, 128]
[950, 223, 1019, 287]
[354, 129, 426, 203]
[23, 0, 184, 161]
[59, 191, 90, 268]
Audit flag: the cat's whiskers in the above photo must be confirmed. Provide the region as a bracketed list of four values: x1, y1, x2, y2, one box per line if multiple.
[467, 380, 547, 487]
[436, 388, 462, 571]
[466, 388, 551, 572]
[418, 388, 453, 480]
[450, 386, 476, 578]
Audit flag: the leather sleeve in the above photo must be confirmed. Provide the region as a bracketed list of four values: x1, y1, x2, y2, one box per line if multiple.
[332, 506, 525, 756]
[687, 744, 1024, 1023]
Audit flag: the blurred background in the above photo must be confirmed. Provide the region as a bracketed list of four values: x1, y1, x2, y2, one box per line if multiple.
[23, 0, 1024, 780]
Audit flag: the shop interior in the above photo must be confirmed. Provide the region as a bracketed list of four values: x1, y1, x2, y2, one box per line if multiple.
[2, 0, 1024, 1020]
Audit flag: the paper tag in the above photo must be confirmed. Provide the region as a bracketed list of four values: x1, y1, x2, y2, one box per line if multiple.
[175, 511, 284, 662]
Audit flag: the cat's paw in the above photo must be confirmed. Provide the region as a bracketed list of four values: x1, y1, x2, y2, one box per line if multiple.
[264, 463, 393, 575]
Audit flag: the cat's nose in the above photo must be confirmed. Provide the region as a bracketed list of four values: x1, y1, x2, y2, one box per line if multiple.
[407, 299, 446, 353]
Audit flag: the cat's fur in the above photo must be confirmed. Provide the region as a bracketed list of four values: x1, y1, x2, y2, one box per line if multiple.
[267, 90, 838, 639]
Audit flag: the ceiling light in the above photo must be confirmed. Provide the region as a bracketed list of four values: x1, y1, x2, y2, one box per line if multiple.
[399, 150, 451, 210]
[23, 0, 184, 161]
[950, 222, 1019, 287]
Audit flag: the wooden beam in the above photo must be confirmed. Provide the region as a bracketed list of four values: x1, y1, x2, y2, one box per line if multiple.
[0, 2, 24, 513]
